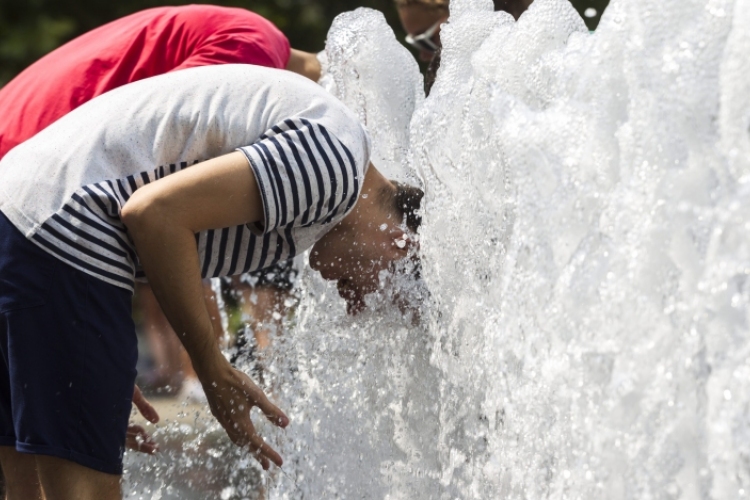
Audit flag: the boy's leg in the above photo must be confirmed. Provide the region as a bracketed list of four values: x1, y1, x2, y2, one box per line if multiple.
[35, 454, 120, 500]
[0, 446, 42, 500]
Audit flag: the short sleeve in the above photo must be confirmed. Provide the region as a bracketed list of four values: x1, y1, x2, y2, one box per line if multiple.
[238, 118, 368, 236]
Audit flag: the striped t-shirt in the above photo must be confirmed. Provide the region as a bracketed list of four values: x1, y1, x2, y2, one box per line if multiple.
[0, 65, 370, 291]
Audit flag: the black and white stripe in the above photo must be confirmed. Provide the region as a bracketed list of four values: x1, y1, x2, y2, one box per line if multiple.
[31, 119, 363, 292]
[33, 160, 196, 290]
[240, 118, 361, 234]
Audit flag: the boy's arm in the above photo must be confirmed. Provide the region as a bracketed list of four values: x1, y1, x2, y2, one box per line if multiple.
[121, 151, 289, 470]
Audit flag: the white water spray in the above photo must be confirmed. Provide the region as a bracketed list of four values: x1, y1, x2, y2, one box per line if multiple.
[125, 0, 750, 497]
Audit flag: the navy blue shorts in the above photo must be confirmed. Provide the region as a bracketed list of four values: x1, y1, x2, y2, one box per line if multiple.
[0, 210, 137, 474]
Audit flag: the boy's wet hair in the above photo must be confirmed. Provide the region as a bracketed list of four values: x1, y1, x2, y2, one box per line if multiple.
[381, 181, 424, 234]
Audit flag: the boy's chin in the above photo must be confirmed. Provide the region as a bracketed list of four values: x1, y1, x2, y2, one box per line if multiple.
[346, 298, 366, 316]
[311, 263, 338, 281]
[337, 279, 366, 315]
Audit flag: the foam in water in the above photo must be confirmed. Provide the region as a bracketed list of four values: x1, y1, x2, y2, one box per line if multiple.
[318, 9, 424, 185]
[125, 0, 750, 497]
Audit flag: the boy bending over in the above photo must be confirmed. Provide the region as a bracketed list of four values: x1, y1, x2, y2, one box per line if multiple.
[0, 64, 421, 499]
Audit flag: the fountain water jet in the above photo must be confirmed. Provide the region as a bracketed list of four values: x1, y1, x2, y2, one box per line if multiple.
[125, 0, 750, 498]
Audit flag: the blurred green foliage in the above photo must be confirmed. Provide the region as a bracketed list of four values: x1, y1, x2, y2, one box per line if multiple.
[0, 0, 609, 86]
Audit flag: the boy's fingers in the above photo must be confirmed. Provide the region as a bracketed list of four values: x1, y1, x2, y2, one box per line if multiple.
[133, 385, 160, 423]
[229, 418, 282, 469]
[255, 452, 270, 471]
[256, 395, 289, 428]
[249, 433, 283, 468]
[126, 424, 159, 454]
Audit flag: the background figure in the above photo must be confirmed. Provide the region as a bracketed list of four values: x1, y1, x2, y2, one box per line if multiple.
[228, 266, 298, 378]
[395, 0, 535, 93]
[395, 0, 449, 63]
[493, 0, 536, 18]
[137, 282, 227, 400]
[135, 284, 184, 394]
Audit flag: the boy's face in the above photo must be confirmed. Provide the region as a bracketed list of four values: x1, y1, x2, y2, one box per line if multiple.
[310, 207, 411, 314]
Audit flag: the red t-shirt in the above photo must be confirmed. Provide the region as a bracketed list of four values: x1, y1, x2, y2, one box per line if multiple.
[0, 5, 291, 158]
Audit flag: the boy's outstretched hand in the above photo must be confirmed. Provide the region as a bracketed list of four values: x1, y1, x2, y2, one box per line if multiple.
[123, 151, 288, 468]
[128, 385, 160, 454]
[200, 361, 289, 470]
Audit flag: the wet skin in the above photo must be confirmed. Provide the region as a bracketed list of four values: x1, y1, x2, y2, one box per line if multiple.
[310, 166, 414, 314]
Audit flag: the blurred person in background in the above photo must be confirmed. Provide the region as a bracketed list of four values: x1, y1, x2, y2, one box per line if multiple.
[0, 4, 321, 403]
[394, 0, 533, 92]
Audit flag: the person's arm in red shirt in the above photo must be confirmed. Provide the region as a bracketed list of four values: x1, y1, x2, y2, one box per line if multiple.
[286, 49, 322, 82]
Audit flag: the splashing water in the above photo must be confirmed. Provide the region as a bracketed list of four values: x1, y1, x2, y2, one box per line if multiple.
[125, 0, 750, 498]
